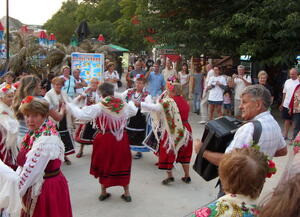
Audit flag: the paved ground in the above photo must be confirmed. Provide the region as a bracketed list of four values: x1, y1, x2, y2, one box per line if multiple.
[61, 109, 291, 217]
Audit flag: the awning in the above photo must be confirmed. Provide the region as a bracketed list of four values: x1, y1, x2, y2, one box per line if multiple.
[100, 44, 129, 52]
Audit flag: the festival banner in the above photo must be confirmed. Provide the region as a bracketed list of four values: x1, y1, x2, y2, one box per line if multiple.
[71, 52, 105, 83]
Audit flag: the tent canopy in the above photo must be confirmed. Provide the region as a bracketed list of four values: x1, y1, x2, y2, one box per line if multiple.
[100, 44, 129, 52]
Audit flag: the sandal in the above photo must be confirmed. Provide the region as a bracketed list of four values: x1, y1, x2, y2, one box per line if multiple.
[121, 194, 132, 202]
[65, 158, 72, 165]
[133, 152, 142, 159]
[76, 152, 83, 158]
[98, 193, 111, 201]
[181, 177, 191, 184]
[161, 177, 174, 185]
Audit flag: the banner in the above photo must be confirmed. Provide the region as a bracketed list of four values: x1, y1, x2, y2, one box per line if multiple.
[71, 52, 105, 83]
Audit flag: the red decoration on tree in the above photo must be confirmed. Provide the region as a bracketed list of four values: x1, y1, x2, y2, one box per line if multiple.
[131, 16, 140, 25]
[145, 36, 156, 43]
[39, 31, 47, 39]
[165, 54, 181, 62]
[48, 33, 56, 41]
[97, 34, 105, 42]
[0, 22, 4, 31]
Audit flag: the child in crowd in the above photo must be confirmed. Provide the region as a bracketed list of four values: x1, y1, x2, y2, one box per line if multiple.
[223, 90, 232, 116]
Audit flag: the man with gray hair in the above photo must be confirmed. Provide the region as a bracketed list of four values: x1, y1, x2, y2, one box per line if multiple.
[231, 65, 252, 118]
[196, 84, 287, 165]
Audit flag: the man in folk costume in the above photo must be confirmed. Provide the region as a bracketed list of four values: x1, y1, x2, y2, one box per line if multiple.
[0, 84, 19, 170]
[136, 78, 193, 184]
[119, 76, 152, 159]
[66, 82, 138, 202]
[74, 78, 101, 158]
[44, 77, 75, 165]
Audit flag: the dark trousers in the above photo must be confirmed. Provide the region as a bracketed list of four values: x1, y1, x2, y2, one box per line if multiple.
[293, 113, 300, 139]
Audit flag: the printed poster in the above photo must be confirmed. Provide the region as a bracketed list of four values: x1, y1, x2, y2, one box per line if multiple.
[71, 52, 104, 83]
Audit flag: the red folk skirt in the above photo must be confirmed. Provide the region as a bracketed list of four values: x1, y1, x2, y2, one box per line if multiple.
[90, 131, 132, 188]
[158, 123, 193, 170]
[20, 160, 73, 217]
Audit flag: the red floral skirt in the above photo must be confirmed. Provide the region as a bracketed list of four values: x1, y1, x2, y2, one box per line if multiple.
[90, 131, 132, 188]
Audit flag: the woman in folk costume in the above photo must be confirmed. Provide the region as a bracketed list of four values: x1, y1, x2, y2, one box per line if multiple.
[16, 96, 72, 217]
[66, 82, 138, 202]
[137, 79, 193, 184]
[119, 76, 152, 159]
[74, 77, 101, 158]
[0, 85, 19, 170]
[44, 77, 75, 165]
[0, 159, 22, 217]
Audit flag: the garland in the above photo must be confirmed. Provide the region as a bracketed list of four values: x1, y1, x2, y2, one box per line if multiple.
[21, 119, 58, 150]
[125, 88, 149, 102]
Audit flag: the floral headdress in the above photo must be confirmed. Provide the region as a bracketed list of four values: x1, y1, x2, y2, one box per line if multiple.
[166, 76, 180, 91]
[242, 143, 276, 178]
[21, 96, 34, 104]
[0, 84, 15, 97]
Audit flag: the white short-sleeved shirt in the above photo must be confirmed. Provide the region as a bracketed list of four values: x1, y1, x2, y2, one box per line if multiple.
[104, 70, 119, 90]
[207, 76, 227, 101]
[282, 78, 300, 108]
[234, 75, 252, 100]
[226, 111, 286, 158]
[178, 71, 190, 85]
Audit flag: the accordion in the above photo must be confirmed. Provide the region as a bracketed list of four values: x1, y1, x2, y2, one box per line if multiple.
[193, 116, 243, 181]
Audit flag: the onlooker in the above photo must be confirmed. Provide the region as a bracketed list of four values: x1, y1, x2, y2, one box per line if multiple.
[61, 66, 76, 98]
[0, 71, 15, 89]
[207, 66, 227, 120]
[116, 57, 124, 79]
[104, 62, 120, 91]
[199, 64, 214, 124]
[223, 90, 232, 116]
[178, 63, 190, 100]
[190, 147, 269, 217]
[257, 70, 274, 99]
[280, 68, 299, 140]
[288, 75, 300, 138]
[162, 60, 177, 82]
[191, 66, 204, 115]
[128, 61, 147, 82]
[145, 63, 165, 97]
[231, 65, 252, 118]
[126, 65, 135, 88]
[73, 69, 87, 97]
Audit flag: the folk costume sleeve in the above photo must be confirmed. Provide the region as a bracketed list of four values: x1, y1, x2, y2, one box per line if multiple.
[126, 101, 139, 118]
[66, 103, 102, 121]
[140, 101, 162, 113]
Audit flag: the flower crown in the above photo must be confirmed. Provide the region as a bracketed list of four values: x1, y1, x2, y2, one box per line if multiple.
[21, 96, 34, 104]
[0, 84, 14, 96]
[166, 76, 180, 91]
[242, 143, 276, 178]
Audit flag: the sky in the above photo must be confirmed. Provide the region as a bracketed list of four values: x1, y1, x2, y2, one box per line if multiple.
[0, 0, 71, 25]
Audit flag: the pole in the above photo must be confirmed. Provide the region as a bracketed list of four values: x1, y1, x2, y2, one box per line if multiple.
[6, 0, 9, 60]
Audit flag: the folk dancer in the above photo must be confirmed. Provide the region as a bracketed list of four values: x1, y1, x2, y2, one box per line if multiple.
[137, 80, 193, 185]
[119, 77, 152, 159]
[44, 77, 75, 165]
[16, 96, 72, 217]
[74, 78, 101, 158]
[66, 82, 138, 202]
[0, 85, 19, 170]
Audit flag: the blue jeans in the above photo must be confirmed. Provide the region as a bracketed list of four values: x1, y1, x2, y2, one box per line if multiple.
[193, 93, 201, 112]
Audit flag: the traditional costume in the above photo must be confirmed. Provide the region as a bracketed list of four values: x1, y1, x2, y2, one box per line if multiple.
[141, 91, 193, 170]
[44, 88, 75, 156]
[66, 96, 137, 188]
[0, 85, 19, 170]
[0, 159, 22, 217]
[74, 89, 100, 145]
[120, 88, 152, 152]
[16, 119, 72, 217]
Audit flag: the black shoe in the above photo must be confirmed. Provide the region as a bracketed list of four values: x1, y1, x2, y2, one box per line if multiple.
[181, 177, 191, 184]
[98, 193, 111, 201]
[162, 177, 175, 185]
[121, 194, 132, 202]
[133, 152, 142, 159]
[196, 110, 200, 115]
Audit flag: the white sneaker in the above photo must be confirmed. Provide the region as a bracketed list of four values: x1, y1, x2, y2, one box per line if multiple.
[198, 121, 207, 124]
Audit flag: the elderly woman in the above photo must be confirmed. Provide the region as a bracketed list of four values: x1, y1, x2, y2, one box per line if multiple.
[137, 80, 193, 185]
[66, 82, 137, 202]
[190, 147, 268, 217]
[104, 62, 120, 91]
[44, 77, 75, 165]
[0, 85, 19, 170]
[16, 97, 72, 217]
[257, 70, 274, 98]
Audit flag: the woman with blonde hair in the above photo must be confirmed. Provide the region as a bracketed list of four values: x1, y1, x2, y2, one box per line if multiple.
[16, 96, 72, 217]
[257, 70, 274, 98]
